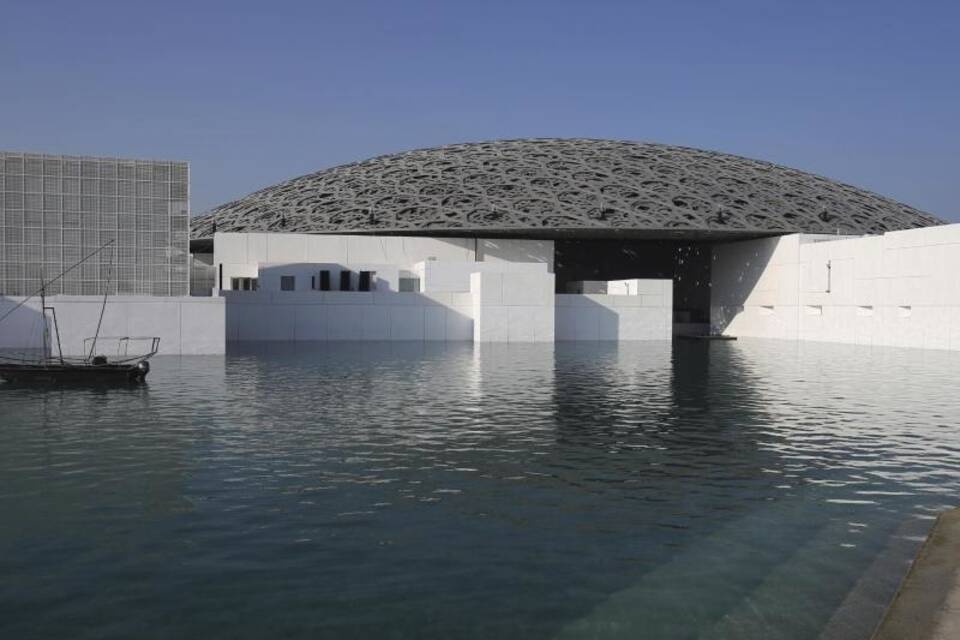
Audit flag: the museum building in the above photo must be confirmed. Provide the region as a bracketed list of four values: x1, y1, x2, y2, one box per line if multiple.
[2, 139, 958, 352]
[188, 139, 959, 348]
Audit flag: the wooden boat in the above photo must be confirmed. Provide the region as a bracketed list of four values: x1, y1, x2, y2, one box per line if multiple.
[0, 357, 152, 384]
[0, 241, 159, 385]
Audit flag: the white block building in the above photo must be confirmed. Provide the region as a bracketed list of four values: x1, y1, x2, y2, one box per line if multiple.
[711, 224, 960, 350]
[210, 232, 671, 343]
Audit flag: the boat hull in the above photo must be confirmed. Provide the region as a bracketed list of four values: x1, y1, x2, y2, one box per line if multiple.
[0, 362, 149, 384]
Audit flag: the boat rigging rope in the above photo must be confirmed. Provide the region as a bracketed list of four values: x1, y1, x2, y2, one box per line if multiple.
[0, 240, 115, 327]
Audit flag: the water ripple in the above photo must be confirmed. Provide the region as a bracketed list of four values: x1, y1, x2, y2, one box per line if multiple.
[0, 339, 958, 639]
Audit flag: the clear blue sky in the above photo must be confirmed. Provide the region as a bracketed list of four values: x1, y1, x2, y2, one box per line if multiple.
[2, 0, 957, 220]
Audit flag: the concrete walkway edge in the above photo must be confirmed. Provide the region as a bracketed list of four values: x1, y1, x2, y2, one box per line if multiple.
[871, 508, 960, 640]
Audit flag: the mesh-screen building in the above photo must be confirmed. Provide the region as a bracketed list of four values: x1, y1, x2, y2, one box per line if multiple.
[0, 151, 189, 297]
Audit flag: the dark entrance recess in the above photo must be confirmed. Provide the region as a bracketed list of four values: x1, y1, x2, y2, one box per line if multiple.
[339, 270, 352, 291]
[358, 271, 373, 292]
[554, 239, 713, 324]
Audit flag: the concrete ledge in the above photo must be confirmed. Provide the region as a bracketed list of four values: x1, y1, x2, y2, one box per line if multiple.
[872, 508, 960, 640]
[0, 295, 224, 355]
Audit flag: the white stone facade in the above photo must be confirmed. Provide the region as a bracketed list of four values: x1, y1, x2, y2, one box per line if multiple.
[556, 279, 673, 341]
[471, 270, 556, 342]
[215, 232, 568, 343]
[257, 263, 403, 293]
[211, 232, 554, 291]
[711, 224, 960, 351]
[418, 260, 549, 294]
[224, 290, 473, 341]
[224, 261, 556, 343]
[216, 232, 674, 343]
[0, 296, 224, 355]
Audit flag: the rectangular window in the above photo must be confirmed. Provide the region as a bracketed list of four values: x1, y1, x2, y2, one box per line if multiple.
[230, 277, 258, 291]
[339, 270, 352, 291]
[319, 270, 331, 291]
[358, 270, 374, 291]
[399, 277, 420, 293]
[280, 275, 295, 291]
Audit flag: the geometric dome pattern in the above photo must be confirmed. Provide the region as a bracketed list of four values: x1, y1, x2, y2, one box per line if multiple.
[190, 138, 943, 239]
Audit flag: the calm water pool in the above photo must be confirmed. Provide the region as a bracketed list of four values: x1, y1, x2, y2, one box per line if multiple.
[1, 339, 958, 639]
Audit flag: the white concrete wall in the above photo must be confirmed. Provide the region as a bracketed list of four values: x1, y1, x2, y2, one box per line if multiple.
[711, 224, 960, 350]
[227, 269, 555, 343]
[225, 277, 675, 344]
[213, 233, 555, 291]
[258, 263, 401, 292]
[555, 279, 672, 341]
[477, 238, 555, 272]
[711, 234, 803, 339]
[608, 279, 659, 296]
[471, 271, 556, 342]
[0, 296, 225, 355]
[214, 233, 477, 290]
[226, 260, 558, 343]
[417, 260, 549, 293]
[224, 291, 472, 341]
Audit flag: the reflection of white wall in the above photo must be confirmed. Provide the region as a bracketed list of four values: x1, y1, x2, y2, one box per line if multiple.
[0, 296, 225, 355]
[711, 225, 960, 350]
[556, 280, 672, 341]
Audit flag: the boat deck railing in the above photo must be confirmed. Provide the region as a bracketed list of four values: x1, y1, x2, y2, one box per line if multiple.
[83, 336, 161, 362]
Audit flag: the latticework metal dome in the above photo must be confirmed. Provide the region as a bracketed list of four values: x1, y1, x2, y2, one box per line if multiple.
[191, 139, 942, 240]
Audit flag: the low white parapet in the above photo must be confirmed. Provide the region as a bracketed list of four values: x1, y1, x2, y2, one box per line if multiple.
[223, 290, 472, 341]
[0, 296, 225, 355]
[555, 279, 673, 341]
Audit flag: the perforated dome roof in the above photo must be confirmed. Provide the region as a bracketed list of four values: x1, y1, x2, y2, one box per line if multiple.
[191, 138, 942, 240]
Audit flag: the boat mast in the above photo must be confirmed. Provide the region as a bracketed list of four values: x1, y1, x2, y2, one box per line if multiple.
[86, 243, 115, 362]
[39, 269, 50, 361]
